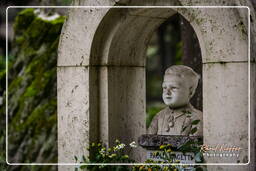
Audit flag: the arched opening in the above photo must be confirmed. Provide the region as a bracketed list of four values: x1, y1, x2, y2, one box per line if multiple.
[146, 13, 202, 129]
[90, 7, 203, 161]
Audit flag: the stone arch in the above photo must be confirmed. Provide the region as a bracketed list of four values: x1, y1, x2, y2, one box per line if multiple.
[58, 2, 255, 171]
[90, 8, 206, 66]
[88, 7, 205, 161]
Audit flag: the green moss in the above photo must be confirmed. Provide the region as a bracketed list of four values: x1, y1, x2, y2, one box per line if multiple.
[13, 8, 35, 34]
[24, 99, 57, 131]
[15, 35, 25, 45]
[23, 46, 37, 57]
[24, 85, 38, 97]
[23, 68, 55, 97]
[19, 8, 34, 15]
[4, 8, 63, 167]
[50, 16, 66, 25]
[9, 76, 23, 91]
[14, 9, 65, 50]
[0, 55, 5, 70]
[0, 70, 5, 81]
[28, 18, 51, 38]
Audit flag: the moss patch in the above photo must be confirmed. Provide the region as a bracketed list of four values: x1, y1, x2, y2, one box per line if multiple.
[0, 9, 64, 171]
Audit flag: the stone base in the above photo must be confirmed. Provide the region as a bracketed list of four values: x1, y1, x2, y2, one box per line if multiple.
[138, 134, 203, 150]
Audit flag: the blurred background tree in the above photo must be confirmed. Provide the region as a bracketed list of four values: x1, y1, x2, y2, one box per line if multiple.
[0, 1, 72, 171]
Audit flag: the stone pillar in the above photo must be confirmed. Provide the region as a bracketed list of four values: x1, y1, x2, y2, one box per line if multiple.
[106, 66, 146, 161]
[203, 63, 249, 163]
[186, 7, 251, 170]
[57, 7, 111, 170]
[57, 66, 98, 170]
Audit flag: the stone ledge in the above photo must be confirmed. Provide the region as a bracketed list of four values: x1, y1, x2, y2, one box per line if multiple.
[138, 134, 203, 150]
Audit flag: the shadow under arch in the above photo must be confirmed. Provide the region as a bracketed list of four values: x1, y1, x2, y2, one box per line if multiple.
[89, 7, 205, 162]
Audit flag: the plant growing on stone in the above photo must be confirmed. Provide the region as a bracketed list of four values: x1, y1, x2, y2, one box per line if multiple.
[134, 144, 206, 171]
[133, 144, 183, 171]
[75, 140, 136, 171]
[180, 110, 201, 136]
[133, 139, 207, 171]
[75, 139, 206, 171]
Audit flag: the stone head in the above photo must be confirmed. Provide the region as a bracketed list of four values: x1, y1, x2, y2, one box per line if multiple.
[162, 65, 200, 108]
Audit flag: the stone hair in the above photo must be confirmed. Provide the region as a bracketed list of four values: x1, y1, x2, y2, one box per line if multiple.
[164, 65, 200, 97]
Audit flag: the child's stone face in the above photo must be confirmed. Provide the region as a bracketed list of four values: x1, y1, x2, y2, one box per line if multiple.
[162, 76, 191, 108]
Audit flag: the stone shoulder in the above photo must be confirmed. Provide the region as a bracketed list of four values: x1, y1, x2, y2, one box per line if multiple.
[153, 107, 170, 119]
[190, 107, 203, 121]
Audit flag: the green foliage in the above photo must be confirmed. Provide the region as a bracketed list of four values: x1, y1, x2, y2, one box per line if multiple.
[61, 0, 73, 5]
[0, 163, 7, 171]
[174, 41, 183, 64]
[0, 55, 5, 70]
[77, 139, 207, 171]
[13, 8, 36, 35]
[146, 75, 163, 98]
[0, 55, 6, 94]
[77, 140, 136, 171]
[191, 120, 200, 125]
[146, 46, 158, 59]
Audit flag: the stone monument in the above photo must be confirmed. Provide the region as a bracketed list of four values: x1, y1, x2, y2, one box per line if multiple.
[147, 65, 203, 136]
[139, 65, 203, 166]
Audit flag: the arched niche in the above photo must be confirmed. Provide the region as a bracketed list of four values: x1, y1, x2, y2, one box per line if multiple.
[89, 8, 205, 161]
[57, 3, 253, 171]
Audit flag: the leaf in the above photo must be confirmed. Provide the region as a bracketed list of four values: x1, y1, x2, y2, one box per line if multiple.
[190, 127, 198, 134]
[181, 125, 188, 132]
[74, 155, 78, 162]
[195, 152, 202, 162]
[80, 165, 87, 169]
[82, 155, 86, 162]
[191, 120, 200, 125]
[160, 145, 166, 149]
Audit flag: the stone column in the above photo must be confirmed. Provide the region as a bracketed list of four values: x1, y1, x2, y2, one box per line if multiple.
[57, 7, 111, 171]
[193, 8, 250, 170]
[177, 6, 254, 170]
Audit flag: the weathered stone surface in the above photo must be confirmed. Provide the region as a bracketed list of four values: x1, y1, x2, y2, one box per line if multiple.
[127, 8, 177, 19]
[57, 66, 90, 163]
[58, 8, 109, 66]
[90, 9, 165, 66]
[251, 63, 256, 170]
[106, 66, 146, 161]
[177, 7, 249, 63]
[138, 134, 202, 150]
[203, 62, 249, 164]
[73, 0, 115, 6]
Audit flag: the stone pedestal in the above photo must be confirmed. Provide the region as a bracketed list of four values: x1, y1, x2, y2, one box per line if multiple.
[138, 135, 204, 170]
[138, 134, 203, 150]
[138, 135, 203, 161]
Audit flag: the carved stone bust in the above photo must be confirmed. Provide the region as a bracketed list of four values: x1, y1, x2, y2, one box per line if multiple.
[147, 65, 203, 136]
